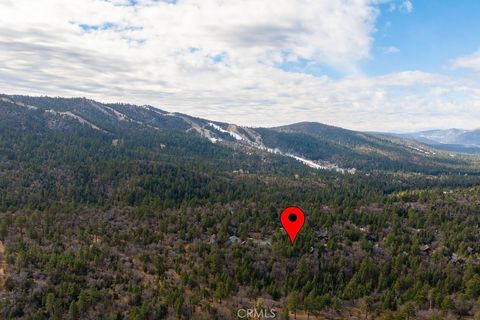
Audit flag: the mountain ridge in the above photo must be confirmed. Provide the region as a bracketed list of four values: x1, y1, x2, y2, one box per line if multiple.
[396, 128, 480, 151]
[1, 93, 478, 174]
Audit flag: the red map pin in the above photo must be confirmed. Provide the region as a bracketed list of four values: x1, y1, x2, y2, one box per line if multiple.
[280, 206, 305, 245]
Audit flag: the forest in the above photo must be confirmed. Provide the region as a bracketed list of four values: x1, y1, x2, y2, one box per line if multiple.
[2, 96, 480, 319]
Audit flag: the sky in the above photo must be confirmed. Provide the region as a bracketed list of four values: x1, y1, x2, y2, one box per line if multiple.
[1, 0, 480, 132]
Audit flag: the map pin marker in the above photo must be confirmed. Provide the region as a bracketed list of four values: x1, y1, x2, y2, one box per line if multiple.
[280, 206, 305, 245]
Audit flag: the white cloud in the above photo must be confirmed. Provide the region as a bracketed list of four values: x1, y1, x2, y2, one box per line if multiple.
[399, 0, 413, 13]
[451, 49, 480, 71]
[388, 0, 413, 13]
[0, 0, 479, 132]
[375, 71, 450, 86]
[382, 46, 400, 54]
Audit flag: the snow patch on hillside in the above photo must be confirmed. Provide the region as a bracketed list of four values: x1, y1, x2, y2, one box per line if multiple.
[256, 143, 355, 173]
[286, 154, 325, 169]
[45, 109, 107, 132]
[89, 101, 135, 122]
[208, 123, 244, 141]
[407, 145, 435, 155]
[1, 97, 38, 110]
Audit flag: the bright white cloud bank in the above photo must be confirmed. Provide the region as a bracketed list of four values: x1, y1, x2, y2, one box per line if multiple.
[1, 0, 480, 131]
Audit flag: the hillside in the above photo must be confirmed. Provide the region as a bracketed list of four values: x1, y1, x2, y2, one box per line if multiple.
[264, 122, 475, 173]
[397, 128, 480, 152]
[2, 95, 480, 319]
[2, 94, 478, 175]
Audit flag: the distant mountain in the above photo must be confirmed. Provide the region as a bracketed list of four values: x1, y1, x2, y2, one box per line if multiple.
[0, 94, 476, 176]
[262, 122, 473, 172]
[398, 128, 480, 152]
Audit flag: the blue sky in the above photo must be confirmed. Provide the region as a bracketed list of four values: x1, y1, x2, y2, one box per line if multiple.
[366, 1, 480, 76]
[1, 0, 480, 132]
[279, 1, 480, 79]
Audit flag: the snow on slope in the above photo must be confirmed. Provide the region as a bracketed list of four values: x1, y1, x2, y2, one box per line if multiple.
[3, 94, 353, 174]
[1, 97, 38, 110]
[208, 123, 244, 141]
[248, 133, 355, 173]
[89, 101, 144, 125]
[45, 109, 108, 133]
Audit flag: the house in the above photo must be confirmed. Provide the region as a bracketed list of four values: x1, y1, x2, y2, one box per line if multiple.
[449, 253, 465, 265]
[451, 253, 459, 263]
[209, 234, 218, 244]
[315, 230, 329, 241]
[420, 244, 430, 255]
[228, 236, 242, 245]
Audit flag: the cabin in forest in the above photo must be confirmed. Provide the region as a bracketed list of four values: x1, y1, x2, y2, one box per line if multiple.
[420, 244, 431, 255]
